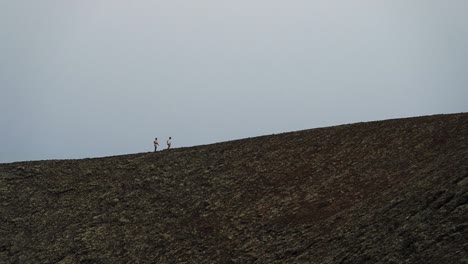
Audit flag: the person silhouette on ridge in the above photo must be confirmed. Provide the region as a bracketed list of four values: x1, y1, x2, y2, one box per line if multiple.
[153, 137, 159, 152]
[167, 137, 172, 150]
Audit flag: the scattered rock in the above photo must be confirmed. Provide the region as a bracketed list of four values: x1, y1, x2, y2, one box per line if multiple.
[1, 113, 467, 263]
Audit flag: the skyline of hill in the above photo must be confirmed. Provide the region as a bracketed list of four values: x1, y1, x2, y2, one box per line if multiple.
[1, 113, 467, 263]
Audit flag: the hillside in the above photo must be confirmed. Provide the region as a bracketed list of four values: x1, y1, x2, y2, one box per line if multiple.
[1, 113, 467, 263]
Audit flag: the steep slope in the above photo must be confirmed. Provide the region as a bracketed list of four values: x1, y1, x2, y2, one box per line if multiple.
[1, 113, 467, 263]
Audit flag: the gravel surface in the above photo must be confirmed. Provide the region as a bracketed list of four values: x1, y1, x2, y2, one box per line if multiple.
[1, 113, 467, 263]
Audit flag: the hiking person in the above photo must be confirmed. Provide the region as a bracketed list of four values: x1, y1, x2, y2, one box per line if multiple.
[167, 137, 172, 149]
[153, 137, 159, 152]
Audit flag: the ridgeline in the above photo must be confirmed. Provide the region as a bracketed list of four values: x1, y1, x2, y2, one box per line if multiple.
[1, 113, 467, 263]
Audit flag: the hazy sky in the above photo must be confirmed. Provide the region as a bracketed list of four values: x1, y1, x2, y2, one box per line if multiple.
[1, 1, 467, 163]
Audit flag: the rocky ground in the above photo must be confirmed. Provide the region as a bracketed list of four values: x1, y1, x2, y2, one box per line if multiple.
[1, 113, 467, 263]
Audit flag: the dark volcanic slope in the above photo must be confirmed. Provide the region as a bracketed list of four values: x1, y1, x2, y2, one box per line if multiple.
[1, 114, 468, 264]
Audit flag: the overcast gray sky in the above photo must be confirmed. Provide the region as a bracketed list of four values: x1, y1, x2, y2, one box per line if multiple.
[1, 1, 467, 163]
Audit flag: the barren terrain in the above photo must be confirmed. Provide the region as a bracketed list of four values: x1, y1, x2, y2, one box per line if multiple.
[1, 113, 467, 263]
